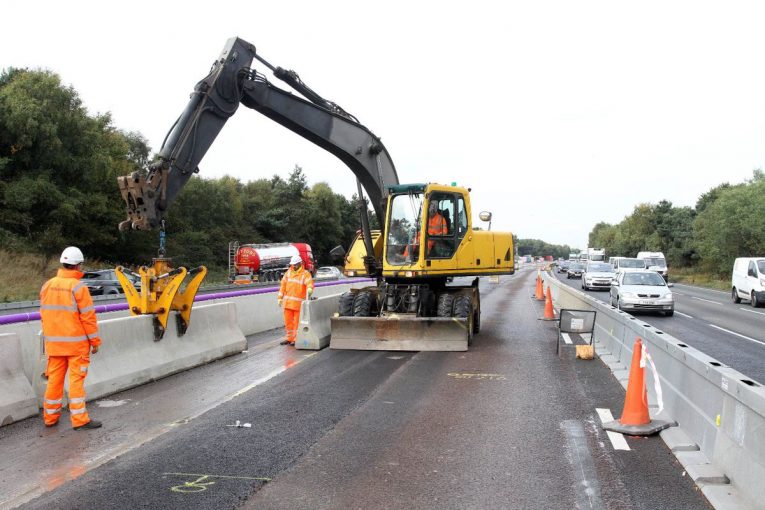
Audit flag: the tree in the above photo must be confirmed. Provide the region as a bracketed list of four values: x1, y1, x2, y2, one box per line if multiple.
[694, 177, 765, 275]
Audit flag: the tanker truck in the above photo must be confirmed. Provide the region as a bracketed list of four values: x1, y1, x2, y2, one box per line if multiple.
[228, 241, 316, 284]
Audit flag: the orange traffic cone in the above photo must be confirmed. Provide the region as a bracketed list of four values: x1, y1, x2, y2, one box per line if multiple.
[534, 273, 544, 300]
[543, 287, 555, 319]
[602, 338, 672, 435]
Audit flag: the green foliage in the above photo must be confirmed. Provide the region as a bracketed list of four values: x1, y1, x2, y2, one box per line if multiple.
[588, 170, 765, 276]
[694, 174, 765, 276]
[516, 239, 572, 259]
[0, 68, 365, 274]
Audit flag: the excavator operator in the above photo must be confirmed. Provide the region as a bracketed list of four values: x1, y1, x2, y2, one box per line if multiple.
[404, 202, 448, 260]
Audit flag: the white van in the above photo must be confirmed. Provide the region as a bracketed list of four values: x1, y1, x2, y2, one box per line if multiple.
[637, 251, 668, 281]
[732, 257, 765, 307]
[612, 257, 646, 275]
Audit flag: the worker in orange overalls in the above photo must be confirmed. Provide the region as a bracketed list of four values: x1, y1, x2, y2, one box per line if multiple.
[404, 201, 448, 259]
[277, 254, 314, 346]
[39, 246, 102, 430]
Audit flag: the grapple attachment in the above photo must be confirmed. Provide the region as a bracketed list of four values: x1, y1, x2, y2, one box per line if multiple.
[115, 258, 207, 340]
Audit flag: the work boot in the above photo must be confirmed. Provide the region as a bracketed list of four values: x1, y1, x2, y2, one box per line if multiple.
[74, 420, 102, 430]
[279, 340, 290, 345]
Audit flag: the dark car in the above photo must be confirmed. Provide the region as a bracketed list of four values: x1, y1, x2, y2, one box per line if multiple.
[557, 260, 571, 273]
[82, 269, 139, 296]
[566, 262, 584, 279]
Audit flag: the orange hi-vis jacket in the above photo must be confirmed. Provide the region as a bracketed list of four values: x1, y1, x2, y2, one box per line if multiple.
[40, 268, 101, 357]
[427, 212, 447, 249]
[405, 212, 448, 257]
[278, 266, 314, 311]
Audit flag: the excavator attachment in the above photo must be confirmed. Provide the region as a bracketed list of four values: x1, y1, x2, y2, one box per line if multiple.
[171, 266, 208, 335]
[115, 258, 207, 340]
[330, 315, 469, 352]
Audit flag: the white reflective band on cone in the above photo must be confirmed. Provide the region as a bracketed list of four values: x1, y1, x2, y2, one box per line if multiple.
[640, 344, 664, 414]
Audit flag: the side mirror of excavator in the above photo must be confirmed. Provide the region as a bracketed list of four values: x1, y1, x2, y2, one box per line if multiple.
[479, 211, 492, 231]
[329, 245, 346, 262]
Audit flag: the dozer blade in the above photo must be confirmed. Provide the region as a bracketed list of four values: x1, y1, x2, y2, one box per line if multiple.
[330, 316, 469, 352]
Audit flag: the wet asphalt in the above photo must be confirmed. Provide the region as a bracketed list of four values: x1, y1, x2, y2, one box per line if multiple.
[14, 269, 710, 510]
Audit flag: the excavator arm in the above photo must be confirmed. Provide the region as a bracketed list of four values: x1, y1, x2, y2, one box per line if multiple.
[118, 36, 398, 232]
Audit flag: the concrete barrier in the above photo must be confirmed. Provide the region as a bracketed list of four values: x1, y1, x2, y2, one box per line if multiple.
[28, 302, 247, 405]
[0, 280, 371, 428]
[0, 333, 38, 425]
[543, 272, 765, 509]
[294, 293, 343, 350]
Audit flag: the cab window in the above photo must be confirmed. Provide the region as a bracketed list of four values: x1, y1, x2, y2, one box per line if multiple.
[456, 196, 468, 239]
[426, 193, 457, 259]
[386, 193, 423, 265]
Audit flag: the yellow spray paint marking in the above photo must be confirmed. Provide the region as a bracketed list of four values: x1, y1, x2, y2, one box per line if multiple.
[448, 372, 506, 381]
[163, 472, 271, 493]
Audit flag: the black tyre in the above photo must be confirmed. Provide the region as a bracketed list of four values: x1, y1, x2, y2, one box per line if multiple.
[732, 287, 741, 304]
[338, 292, 355, 316]
[752, 291, 761, 308]
[452, 295, 474, 345]
[665, 310, 674, 317]
[472, 293, 481, 334]
[353, 291, 374, 317]
[436, 293, 456, 317]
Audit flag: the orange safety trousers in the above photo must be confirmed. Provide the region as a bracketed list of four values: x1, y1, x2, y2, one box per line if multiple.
[283, 308, 301, 344]
[43, 355, 91, 427]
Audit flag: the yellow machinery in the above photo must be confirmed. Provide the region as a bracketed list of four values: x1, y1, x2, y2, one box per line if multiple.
[115, 255, 207, 341]
[330, 183, 514, 351]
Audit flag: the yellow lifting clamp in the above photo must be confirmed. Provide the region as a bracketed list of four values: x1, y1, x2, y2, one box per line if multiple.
[115, 258, 207, 341]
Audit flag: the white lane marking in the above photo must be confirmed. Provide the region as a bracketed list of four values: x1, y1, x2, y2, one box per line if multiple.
[674, 311, 694, 319]
[672, 291, 685, 296]
[739, 307, 765, 317]
[673, 283, 728, 295]
[595, 408, 631, 451]
[691, 296, 723, 305]
[561, 332, 573, 344]
[708, 324, 764, 346]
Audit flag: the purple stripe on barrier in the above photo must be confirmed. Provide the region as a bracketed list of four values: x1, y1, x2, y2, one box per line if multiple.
[0, 278, 374, 326]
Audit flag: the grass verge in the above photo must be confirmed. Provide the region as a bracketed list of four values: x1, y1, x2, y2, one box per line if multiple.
[670, 267, 728, 291]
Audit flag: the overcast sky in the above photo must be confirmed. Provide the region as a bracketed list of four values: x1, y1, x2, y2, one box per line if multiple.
[3, 1, 764, 250]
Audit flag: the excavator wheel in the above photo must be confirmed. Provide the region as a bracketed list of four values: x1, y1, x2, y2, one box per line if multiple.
[353, 291, 374, 317]
[452, 294, 474, 345]
[338, 292, 356, 317]
[436, 293, 455, 318]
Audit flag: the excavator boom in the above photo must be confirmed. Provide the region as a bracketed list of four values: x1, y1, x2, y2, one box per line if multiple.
[118, 37, 398, 232]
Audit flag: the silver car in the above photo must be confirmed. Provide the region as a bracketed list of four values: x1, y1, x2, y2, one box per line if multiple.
[610, 269, 674, 316]
[582, 262, 615, 291]
[315, 266, 343, 280]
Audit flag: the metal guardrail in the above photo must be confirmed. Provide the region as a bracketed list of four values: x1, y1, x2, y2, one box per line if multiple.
[0, 277, 346, 313]
[0, 277, 357, 326]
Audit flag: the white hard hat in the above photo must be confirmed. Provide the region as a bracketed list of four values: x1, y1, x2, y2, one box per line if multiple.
[290, 255, 302, 265]
[60, 246, 84, 265]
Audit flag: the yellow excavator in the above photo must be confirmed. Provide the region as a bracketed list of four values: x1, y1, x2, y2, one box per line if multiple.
[117, 37, 514, 351]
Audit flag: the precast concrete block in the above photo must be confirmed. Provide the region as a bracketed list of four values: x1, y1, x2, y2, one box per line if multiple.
[0, 333, 38, 426]
[295, 293, 342, 350]
[82, 302, 246, 402]
[660, 426, 699, 452]
[700, 485, 750, 510]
